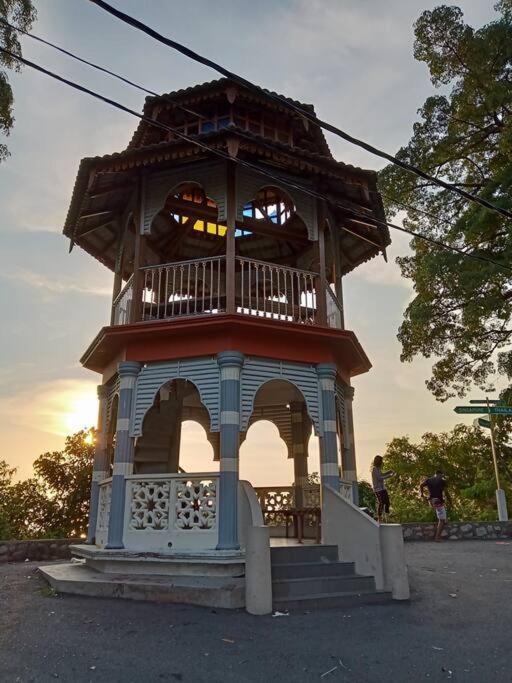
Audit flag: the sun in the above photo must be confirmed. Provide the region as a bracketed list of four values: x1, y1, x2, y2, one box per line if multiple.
[62, 392, 98, 435]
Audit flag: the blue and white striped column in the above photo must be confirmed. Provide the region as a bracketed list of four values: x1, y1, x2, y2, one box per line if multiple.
[216, 351, 244, 550]
[317, 363, 341, 491]
[290, 402, 308, 509]
[106, 361, 141, 549]
[86, 384, 110, 544]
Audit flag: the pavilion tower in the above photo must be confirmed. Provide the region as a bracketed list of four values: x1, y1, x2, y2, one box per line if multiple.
[63, 78, 390, 554]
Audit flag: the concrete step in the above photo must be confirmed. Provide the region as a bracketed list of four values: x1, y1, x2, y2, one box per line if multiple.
[270, 544, 338, 565]
[39, 563, 244, 609]
[272, 574, 375, 600]
[271, 561, 356, 580]
[273, 589, 392, 612]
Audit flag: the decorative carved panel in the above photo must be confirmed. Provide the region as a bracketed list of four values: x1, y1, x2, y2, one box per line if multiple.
[175, 478, 217, 530]
[129, 480, 170, 530]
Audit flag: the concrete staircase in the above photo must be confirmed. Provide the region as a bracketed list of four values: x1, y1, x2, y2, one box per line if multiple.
[271, 544, 390, 610]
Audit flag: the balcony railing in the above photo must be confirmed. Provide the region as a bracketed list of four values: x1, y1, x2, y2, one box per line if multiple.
[237, 257, 318, 324]
[111, 275, 133, 326]
[110, 256, 343, 329]
[142, 256, 225, 322]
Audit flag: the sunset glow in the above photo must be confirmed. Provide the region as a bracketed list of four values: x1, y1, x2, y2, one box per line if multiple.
[62, 393, 98, 435]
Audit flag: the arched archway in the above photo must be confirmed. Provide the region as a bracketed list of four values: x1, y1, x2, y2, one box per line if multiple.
[179, 420, 218, 473]
[241, 378, 314, 504]
[134, 378, 217, 475]
[239, 420, 292, 488]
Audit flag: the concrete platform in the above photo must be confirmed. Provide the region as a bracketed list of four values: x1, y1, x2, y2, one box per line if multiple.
[70, 544, 245, 577]
[39, 562, 245, 609]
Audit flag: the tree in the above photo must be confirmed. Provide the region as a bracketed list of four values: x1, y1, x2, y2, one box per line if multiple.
[0, 461, 57, 539]
[0, 1, 37, 162]
[382, 424, 512, 522]
[33, 430, 95, 537]
[379, 2, 512, 401]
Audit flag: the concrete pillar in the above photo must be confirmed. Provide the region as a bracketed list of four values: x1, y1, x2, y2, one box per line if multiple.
[216, 351, 244, 550]
[317, 363, 340, 491]
[245, 525, 272, 615]
[290, 401, 308, 509]
[106, 361, 141, 549]
[87, 384, 110, 544]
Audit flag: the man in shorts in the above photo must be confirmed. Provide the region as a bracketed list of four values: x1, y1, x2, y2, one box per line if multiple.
[420, 470, 452, 541]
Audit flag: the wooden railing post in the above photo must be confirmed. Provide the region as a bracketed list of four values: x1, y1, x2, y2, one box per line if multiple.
[226, 162, 236, 314]
[130, 176, 146, 324]
[315, 201, 328, 326]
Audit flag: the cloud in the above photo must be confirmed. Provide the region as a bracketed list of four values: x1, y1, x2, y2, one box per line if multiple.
[0, 268, 111, 297]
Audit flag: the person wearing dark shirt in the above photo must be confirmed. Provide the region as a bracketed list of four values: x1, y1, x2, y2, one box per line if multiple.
[420, 470, 452, 541]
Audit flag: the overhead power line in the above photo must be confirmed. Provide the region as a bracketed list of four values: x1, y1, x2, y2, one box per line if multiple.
[1, 45, 510, 274]
[89, 0, 512, 223]
[2, 16, 492, 239]
[0, 16, 203, 121]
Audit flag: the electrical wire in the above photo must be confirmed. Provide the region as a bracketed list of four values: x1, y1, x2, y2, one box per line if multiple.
[88, 0, 512, 223]
[0, 16, 204, 120]
[1, 45, 510, 273]
[2, 15, 485, 238]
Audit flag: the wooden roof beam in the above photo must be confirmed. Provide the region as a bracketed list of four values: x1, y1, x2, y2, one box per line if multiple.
[79, 210, 114, 221]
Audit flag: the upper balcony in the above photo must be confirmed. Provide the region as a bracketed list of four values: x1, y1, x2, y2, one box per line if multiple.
[111, 255, 343, 330]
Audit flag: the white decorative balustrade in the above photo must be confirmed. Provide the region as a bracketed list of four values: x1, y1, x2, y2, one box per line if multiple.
[254, 486, 295, 526]
[111, 276, 133, 325]
[254, 481, 354, 526]
[339, 480, 355, 503]
[141, 257, 225, 321]
[237, 257, 318, 324]
[123, 473, 219, 552]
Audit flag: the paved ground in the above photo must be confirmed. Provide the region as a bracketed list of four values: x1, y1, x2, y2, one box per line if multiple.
[0, 541, 511, 682]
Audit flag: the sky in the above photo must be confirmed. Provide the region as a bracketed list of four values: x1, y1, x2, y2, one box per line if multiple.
[0, 0, 501, 486]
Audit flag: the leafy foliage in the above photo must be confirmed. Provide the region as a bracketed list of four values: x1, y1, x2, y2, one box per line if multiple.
[379, 3, 512, 400]
[382, 423, 512, 522]
[33, 430, 94, 537]
[0, 430, 94, 540]
[0, 0, 37, 161]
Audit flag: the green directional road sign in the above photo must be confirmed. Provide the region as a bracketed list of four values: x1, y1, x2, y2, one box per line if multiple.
[455, 405, 512, 415]
[469, 399, 505, 405]
[474, 417, 491, 429]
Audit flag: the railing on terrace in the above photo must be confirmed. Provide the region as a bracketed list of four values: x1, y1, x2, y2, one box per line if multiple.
[236, 257, 318, 324]
[142, 256, 226, 322]
[110, 257, 344, 330]
[111, 275, 133, 326]
[254, 482, 353, 526]
[325, 281, 344, 330]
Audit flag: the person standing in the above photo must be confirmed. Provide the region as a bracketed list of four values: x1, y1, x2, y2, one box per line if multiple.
[420, 470, 452, 541]
[371, 455, 395, 522]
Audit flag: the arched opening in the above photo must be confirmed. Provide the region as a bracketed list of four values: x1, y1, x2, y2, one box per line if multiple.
[134, 378, 216, 475]
[239, 420, 292, 487]
[242, 186, 295, 227]
[179, 420, 218, 473]
[168, 183, 228, 238]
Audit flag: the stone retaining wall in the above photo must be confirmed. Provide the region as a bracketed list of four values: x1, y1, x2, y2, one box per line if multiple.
[0, 539, 79, 563]
[402, 521, 512, 541]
